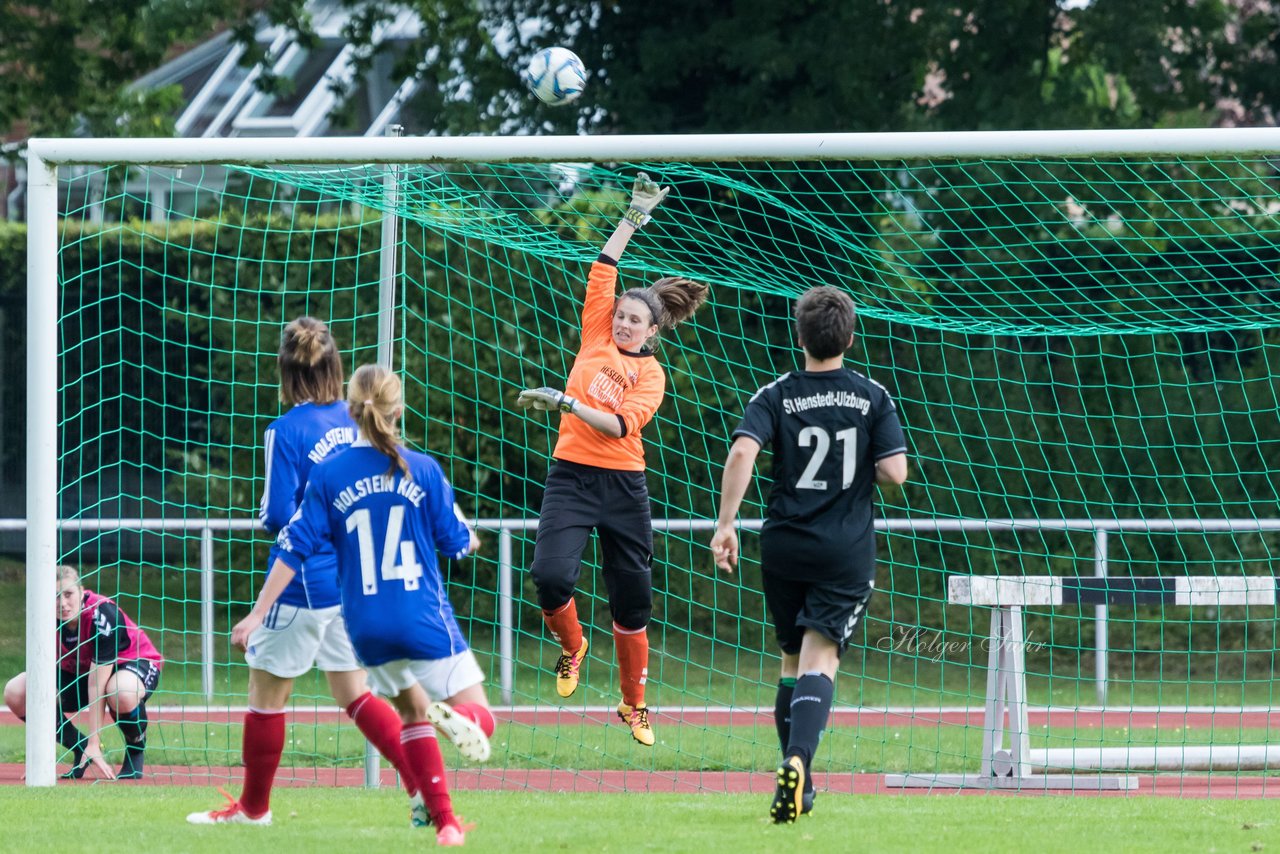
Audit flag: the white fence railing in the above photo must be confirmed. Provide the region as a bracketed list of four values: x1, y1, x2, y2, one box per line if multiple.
[10, 515, 1280, 707]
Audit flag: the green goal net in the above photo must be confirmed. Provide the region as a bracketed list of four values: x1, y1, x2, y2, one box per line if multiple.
[32, 146, 1280, 794]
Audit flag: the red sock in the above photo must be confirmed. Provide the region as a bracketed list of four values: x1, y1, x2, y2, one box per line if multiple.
[543, 599, 583, 653]
[401, 722, 453, 826]
[347, 692, 414, 794]
[239, 710, 286, 817]
[450, 703, 496, 738]
[612, 623, 649, 707]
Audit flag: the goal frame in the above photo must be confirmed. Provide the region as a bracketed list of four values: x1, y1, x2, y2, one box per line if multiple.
[25, 126, 1280, 786]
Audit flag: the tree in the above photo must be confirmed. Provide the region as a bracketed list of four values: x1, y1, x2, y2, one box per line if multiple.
[239, 0, 1280, 135]
[922, 0, 1280, 130]
[0, 0, 239, 140]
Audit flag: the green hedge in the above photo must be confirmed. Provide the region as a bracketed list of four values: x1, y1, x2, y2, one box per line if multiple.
[5, 212, 1280, 669]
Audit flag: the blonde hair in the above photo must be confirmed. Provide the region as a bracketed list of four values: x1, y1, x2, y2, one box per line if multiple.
[57, 565, 81, 588]
[279, 317, 344, 406]
[347, 364, 408, 478]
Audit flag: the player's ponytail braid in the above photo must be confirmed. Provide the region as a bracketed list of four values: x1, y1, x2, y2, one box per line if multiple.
[279, 316, 344, 405]
[646, 276, 708, 331]
[348, 364, 409, 479]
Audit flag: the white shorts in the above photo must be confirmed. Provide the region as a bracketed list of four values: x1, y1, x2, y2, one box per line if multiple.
[244, 603, 360, 678]
[364, 650, 485, 702]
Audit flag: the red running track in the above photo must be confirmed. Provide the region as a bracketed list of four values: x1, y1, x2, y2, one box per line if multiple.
[5, 707, 1279, 729]
[1, 764, 1277, 798]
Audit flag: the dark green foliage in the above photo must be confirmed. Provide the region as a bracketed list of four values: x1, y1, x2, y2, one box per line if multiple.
[237, 1, 1280, 135]
[7, 184, 1280, 669]
[0, 0, 237, 139]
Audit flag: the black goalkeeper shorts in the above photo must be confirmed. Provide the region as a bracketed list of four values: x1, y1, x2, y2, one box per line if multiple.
[529, 460, 654, 630]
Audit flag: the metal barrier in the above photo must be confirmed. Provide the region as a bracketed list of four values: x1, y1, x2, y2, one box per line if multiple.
[7, 515, 1279, 707]
[885, 574, 1280, 790]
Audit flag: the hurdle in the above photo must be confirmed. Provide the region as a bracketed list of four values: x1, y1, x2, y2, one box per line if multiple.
[884, 574, 1280, 790]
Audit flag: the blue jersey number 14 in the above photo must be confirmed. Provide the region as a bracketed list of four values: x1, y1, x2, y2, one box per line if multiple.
[346, 507, 425, 595]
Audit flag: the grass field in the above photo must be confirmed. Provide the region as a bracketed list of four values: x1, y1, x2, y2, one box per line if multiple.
[0, 786, 1277, 854]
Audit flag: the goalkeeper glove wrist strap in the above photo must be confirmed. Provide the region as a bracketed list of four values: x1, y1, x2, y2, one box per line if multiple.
[559, 395, 578, 414]
[622, 206, 651, 229]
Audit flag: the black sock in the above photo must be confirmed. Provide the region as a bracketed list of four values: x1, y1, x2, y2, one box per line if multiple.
[56, 713, 85, 759]
[116, 704, 148, 749]
[776, 677, 814, 796]
[774, 678, 795, 754]
[56, 713, 87, 778]
[116, 705, 148, 777]
[786, 672, 834, 769]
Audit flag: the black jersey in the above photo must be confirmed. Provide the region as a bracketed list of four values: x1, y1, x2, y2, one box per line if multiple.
[733, 368, 906, 583]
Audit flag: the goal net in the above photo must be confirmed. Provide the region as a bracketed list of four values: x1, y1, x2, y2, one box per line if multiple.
[22, 132, 1280, 794]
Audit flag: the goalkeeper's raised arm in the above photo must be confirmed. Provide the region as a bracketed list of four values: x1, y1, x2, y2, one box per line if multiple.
[514, 173, 708, 748]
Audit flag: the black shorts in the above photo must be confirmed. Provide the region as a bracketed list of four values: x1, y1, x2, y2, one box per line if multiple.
[760, 571, 874, 656]
[529, 460, 654, 627]
[58, 660, 161, 713]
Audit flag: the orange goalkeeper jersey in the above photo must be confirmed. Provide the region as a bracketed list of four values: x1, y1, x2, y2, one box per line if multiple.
[551, 258, 666, 472]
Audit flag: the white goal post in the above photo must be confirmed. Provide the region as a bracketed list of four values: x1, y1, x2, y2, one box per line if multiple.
[25, 127, 1280, 786]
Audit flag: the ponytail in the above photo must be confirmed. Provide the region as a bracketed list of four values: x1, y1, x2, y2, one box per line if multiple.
[347, 364, 409, 478]
[622, 276, 709, 337]
[648, 276, 708, 329]
[279, 316, 344, 405]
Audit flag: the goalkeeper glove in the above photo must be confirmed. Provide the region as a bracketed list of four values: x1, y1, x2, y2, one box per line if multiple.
[517, 387, 579, 413]
[622, 172, 670, 229]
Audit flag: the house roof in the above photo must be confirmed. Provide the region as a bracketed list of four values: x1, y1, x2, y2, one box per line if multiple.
[133, 1, 425, 139]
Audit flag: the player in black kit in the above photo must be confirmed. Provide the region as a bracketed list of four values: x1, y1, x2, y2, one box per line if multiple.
[710, 286, 907, 824]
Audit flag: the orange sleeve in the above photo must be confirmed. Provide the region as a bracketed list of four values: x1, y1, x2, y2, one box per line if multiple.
[580, 260, 618, 347]
[617, 362, 666, 438]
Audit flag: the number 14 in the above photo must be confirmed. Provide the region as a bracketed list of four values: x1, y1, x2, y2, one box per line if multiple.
[346, 507, 424, 594]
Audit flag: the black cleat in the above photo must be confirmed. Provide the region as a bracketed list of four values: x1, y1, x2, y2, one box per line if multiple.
[801, 787, 815, 816]
[59, 761, 87, 780]
[769, 756, 805, 825]
[60, 748, 87, 780]
[118, 747, 145, 780]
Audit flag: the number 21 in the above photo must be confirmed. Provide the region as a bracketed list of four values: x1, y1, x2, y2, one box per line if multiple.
[796, 426, 857, 490]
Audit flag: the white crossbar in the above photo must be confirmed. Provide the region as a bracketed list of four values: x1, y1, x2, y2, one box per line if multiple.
[949, 576, 1063, 606]
[949, 575, 1278, 607]
[1033, 745, 1280, 772]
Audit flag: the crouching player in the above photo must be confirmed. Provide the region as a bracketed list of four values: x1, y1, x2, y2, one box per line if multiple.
[245, 364, 493, 846]
[4, 565, 163, 780]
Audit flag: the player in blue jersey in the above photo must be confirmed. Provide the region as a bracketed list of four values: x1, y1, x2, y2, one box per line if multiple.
[188, 318, 418, 826]
[711, 287, 908, 824]
[240, 363, 490, 847]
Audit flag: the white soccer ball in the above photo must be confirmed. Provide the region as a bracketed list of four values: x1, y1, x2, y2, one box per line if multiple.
[524, 47, 587, 107]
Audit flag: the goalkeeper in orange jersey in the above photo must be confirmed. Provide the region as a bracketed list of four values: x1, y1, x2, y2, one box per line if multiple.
[516, 173, 708, 746]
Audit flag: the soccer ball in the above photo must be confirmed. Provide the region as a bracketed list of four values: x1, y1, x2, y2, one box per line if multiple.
[524, 47, 587, 107]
